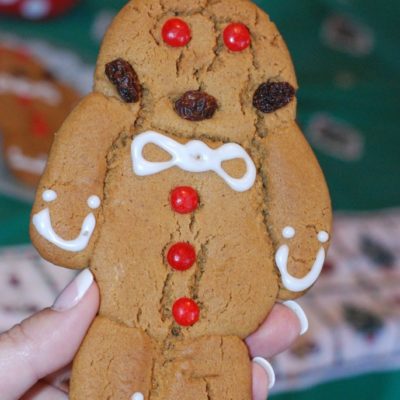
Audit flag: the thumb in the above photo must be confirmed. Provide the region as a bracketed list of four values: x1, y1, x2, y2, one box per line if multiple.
[0, 269, 99, 400]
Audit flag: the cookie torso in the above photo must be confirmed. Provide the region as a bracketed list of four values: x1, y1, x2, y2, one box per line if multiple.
[92, 134, 278, 340]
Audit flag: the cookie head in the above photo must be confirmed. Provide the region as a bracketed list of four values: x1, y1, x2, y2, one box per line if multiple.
[95, 0, 298, 142]
[0, 46, 80, 186]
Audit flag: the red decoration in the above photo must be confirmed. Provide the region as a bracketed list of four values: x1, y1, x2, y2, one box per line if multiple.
[172, 297, 200, 326]
[170, 186, 199, 214]
[162, 18, 191, 47]
[31, 113, 51, 138]
[0, 0, 79, 21]
[223, 22, 251, 52]
[167, 242, 196, 271]
[16, 96, 33, 107]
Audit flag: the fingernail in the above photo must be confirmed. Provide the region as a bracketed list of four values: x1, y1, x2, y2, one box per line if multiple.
[282, 300, 309, 335]
[253, 357, 276, 389]
[52, 269, 94, 312]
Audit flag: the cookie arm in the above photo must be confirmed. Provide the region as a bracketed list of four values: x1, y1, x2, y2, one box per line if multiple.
[30, 92, 134, 269]
[260, 122, 332, 300]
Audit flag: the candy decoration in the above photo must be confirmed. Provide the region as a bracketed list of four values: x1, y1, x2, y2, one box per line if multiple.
[170, 186, 199, 214]
[167, 242, 196, 271]
[32, 113, 51, 138]
[172, 297, 200, 326]
[162, 18, 191, 47]
[223, 23, 251, 52]
[16, 96, 33, 106]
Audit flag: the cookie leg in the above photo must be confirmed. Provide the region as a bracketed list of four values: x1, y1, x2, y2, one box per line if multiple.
[69, 316, 155, 400]
[151, 336, 251, 400]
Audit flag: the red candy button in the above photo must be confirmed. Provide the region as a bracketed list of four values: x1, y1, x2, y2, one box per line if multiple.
[167, 242, 196, 271]
[173, 297, 200, 326]
[223, 22, 251, 52]
[170, 186, 199, 214]
[162, 18, 191, 47]
[32, 113, 51, 138]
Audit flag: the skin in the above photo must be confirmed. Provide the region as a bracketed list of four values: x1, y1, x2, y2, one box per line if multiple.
[0, 279, 301, 400]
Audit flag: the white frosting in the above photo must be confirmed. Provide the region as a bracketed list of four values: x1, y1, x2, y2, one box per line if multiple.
[42, 189, 57, 202]
[131, 393, 144, 400]
[87, 195, 101, 209]
[32, 200, 97, 252]
[0, 73, 61, 105]
[282, 226, 295, 239]
[252, 357, 275, 389]
[131, 131, 256, 192]
[318, 231, 329, 243]
[275, 230, 329, 292]
[7, 146, 47, 175]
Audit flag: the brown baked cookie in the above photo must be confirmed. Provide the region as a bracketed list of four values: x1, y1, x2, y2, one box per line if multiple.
[0, 45, 80, 187]
[30, 1, 332, 399]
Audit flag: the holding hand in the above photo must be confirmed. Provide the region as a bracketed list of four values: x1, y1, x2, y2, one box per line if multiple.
[0, 270, 305, 400]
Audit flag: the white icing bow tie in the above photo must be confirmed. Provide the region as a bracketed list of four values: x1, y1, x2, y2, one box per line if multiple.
[131, 131, 257, 192]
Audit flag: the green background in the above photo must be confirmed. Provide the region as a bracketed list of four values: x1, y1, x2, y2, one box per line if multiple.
[0, 0, 399, 398]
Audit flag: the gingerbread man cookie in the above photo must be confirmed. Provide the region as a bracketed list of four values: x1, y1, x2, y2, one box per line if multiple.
[0, 45, 80, 187]
[30, 1, 332, 398]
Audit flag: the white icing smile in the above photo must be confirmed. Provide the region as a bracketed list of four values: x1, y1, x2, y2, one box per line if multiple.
[32, 192, 100, 252]
[7, 146, 47, 175]
[0, 73, 61, 105]
[275, 227, 329, 292]
[131, 131, 257, 192]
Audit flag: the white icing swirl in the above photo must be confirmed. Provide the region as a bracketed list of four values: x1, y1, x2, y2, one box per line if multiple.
[131, 393, 144, 400]
[0, 73, 61, 105]
[131, 131, 256, 192]
[7, 146, 47, 175]
[275, 230, 329, 292]
[32, 192, 99, 252]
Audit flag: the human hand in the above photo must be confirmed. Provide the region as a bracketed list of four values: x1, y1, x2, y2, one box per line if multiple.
[246, 301, 308, 399]
[0, 269, 98, 400]
[0, 269, 306, 400]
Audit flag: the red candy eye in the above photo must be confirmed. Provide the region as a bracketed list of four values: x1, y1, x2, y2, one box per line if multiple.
[171, 186, 199, 214]
[162, 18, 191, 47]
[173, 297, 200, 326]
[223, 22, 251, 52]
[167, 242, 196, 271]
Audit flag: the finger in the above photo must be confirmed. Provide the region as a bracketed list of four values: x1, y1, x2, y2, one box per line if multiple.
[246, 302, 307, 358]
[0, 269, 99, 400]
[43, 364, 71, 393]
[21, 381, 68, 400]
[252, 362, 269, 400]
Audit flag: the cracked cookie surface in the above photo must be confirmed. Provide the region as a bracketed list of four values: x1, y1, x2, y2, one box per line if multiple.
[30, 0, 331, 399]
